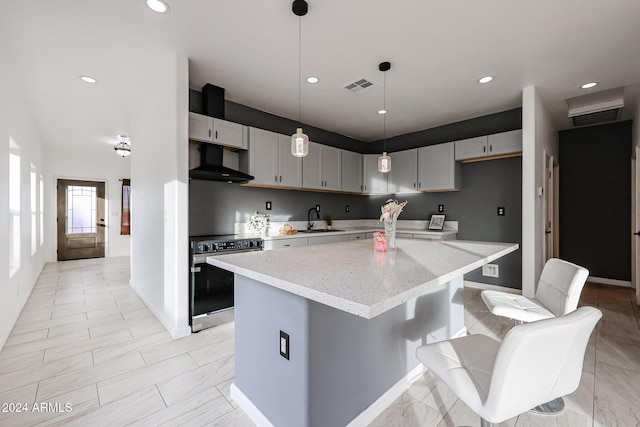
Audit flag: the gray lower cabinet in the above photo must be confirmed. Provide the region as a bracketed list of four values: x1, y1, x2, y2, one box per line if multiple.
[307, 234, 349, 246]
[349, 233, 366, 240]
[263, 238, 308, 250]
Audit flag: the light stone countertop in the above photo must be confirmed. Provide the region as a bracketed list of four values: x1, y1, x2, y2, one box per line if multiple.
[208, 239, 519, 319]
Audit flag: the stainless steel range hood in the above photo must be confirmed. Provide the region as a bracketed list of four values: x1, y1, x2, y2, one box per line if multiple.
[189, 144, 254, 183]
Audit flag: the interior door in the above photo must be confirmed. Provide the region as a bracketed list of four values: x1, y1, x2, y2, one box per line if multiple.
[544, 153, 555, 261]
[57, 179, 106, 260]
[634, 147, 640, 305]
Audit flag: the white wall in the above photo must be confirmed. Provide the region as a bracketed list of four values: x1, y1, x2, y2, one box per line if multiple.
[522, 86, 559, 297]
[0, 55, 46, 350]
[129, 52, 190, 339]
[44, 147, 130, 262]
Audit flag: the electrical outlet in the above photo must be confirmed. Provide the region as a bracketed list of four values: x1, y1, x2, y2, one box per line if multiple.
[315, 204, 320, 212]
[266, 201, 272, 210]
[280, 331, 290, 360]
[497, 207, 505, 216]
[345, 205, 350, 213]
[438, 204, 444, 213]
[482, 264, 499, 278]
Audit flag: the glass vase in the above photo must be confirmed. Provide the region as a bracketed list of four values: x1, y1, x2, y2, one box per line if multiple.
[383, 220, 397, 250]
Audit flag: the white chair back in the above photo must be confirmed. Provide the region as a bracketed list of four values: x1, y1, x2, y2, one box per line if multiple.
[534, 258, 589, 317]
[481, 306, 601, 423]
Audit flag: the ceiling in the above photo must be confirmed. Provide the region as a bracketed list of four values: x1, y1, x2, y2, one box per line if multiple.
[2, 0, 639, 149]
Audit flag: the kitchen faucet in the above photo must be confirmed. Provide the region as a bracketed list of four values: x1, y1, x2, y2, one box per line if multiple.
[308, 207, 320, 230]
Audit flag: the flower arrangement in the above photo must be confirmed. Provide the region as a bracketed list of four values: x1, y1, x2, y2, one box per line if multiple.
[247, 211, 269, 234]
[379, 199, 408, 223]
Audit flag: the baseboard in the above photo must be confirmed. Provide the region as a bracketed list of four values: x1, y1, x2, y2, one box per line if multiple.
[588, 277, 632, 288]
[230, 384, 275, 427]
[346, 364, 426, 427]
[232, 364, 426, 427]
[464, 280, 522, 294]
[128, 279, 191, 339]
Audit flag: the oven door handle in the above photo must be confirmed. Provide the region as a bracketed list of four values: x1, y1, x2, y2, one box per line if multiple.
[191, 266, 201, 273]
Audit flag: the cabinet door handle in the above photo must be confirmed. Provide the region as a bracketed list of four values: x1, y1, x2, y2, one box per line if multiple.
[360, 185, 363, 191]
[418, 182, 422, 189]
[280, 175, 282, 182]
[483, 146, 486, 153]
[215, 130, 218, 140]
[208, 129, 211, 138]
[275, 175, 278, 183]
[413, 183, 416, 189]
[489, 144, 492, 152]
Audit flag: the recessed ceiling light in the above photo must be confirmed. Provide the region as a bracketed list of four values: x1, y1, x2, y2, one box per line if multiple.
[581, 82, 598, 89]
[306, 76, 319, 84]
[378, 109, 387, 115]
[478, 76, 493, 84]
[146, 0, 169, 13]
[79, 75, 97, 83]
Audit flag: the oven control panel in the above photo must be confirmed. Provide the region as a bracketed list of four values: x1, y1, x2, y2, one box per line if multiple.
[193, 238, 263, 254]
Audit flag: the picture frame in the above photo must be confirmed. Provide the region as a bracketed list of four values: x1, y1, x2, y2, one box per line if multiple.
[428, 214, 446, 231]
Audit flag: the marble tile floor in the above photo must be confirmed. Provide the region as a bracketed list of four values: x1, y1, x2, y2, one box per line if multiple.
[0, 256, 638, 426]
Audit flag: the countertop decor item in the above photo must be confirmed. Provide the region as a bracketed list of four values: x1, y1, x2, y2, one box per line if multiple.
[373, 231, 388, 252]
[428, 214, 446, 230]
[247, 211, 269, 234]
[324, 215, 333, 230]
[380, 199, 407, 249]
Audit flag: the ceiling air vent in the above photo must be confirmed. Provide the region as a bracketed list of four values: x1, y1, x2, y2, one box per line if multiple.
[344, 78, 376, 94]
[567, 86, 625, 127]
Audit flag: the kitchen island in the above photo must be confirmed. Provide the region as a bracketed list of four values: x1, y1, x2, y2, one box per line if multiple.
[208, 238, 518, 427]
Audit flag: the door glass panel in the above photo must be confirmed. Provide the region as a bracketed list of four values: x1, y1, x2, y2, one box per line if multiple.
[67, 185, 97, 234]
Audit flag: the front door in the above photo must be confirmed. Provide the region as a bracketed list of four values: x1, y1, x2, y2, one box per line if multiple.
[57, 179, 106, 261]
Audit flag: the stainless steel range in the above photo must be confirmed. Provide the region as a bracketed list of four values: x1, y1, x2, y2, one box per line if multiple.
[189, 235, 263, 332]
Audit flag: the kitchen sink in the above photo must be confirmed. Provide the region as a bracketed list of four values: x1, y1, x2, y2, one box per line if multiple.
[297, 229, 345, 233]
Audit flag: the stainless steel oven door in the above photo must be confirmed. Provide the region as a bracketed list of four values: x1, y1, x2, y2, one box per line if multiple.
[190, 256, 235, 332]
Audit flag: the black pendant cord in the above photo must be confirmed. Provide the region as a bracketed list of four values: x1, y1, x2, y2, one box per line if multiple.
[298, 15, 302, 127]
[383, 70, 386, 152]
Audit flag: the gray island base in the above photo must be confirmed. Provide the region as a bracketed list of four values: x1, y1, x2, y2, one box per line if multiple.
[207, 239, 519, 427]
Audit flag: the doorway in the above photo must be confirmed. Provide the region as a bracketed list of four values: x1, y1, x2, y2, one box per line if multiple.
[57, 179, 106, 261]
[543, 151, 557, 262]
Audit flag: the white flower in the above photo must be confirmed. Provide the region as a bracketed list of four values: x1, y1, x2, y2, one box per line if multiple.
[380, 199, 408, 223]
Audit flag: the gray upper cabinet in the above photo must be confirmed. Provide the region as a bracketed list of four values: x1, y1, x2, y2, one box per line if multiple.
[454, 130, 522, 161]
[487, 129, 522, 156]
[363, 154, 388, 194]
[341, 150, 363, 193]
[388, 149, 418, 193]
[248, 127, 302, 187]
[454, 136, 488, 161]
[418, 142, 461, 191]
[303, 142, 342, 191]
[188, 112, 246, 149]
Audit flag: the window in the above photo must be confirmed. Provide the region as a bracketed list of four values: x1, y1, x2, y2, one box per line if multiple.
[39, 175, 44, 246]
[66, 185, 97, 234]
[9, 137, 21, 277]
[31, 164, 36, 255]
[121, 179, 130, 235]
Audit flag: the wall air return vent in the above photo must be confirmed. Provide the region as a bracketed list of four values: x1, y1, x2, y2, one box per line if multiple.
[344, 78, 376, 94]
[566, 86, 625, 127]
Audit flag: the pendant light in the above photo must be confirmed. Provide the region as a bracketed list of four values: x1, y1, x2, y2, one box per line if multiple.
[291, 0, 309, 157]
[114, 135, 131, 157]
[378, 61, 391, 173]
